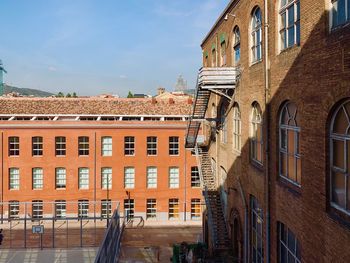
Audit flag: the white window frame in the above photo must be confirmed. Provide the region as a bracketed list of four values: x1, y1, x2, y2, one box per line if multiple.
[220, 41, 227, 66]
[9, 200, 19, 219]
[124, 199, 134, 219]
[32, 168, 43, 190]
[124, 136, 135, 156]
[233, 104, 242, 152]
[330, 0, 350, 29]
[147, 136, 157, 156]
[32, 136, 43, 156]
[101, 136, 112, 156]
[9, 136, 19, 156]
[101, 167, 112, 189]
[168, 198, 179, 219]
[146, 199, 157, 219]
[9, 168, 20, 190]
[32, 200, 43, 219]
[279, 0, 300, 51]
[169, 136, 179, 155]
[55, 168, 66, 189]
[55, 136, 66, 156]
[124, 167, 135, 189]
[147, 167, 157, 188]
[233, 26, 241, 65]
[78, 136, 89, 156]
[101, 199, 111, 218]
[278, 222, 301, 263]
[55, 200, 66, 218]
[251, 103, 263, 165]
[191, 166, 200, 188]
[191, 199, 201, 220]
[251, 196, 264, 263]
[251, 7, 262, 63]
[169, 167, 179, 189]
[78, 167, 89, 189]
[78, 200, 89, 218]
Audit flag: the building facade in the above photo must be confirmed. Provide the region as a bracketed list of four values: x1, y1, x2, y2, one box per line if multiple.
[0, 97, 202, 223]
[187, 0, 350, 262]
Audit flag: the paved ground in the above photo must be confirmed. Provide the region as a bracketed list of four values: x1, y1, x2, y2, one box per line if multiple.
[119, 226, 202, 262]
[0, 248, 98, 263]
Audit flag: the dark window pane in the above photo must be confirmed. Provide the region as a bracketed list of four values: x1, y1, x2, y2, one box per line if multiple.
[332, 172, 346, 208]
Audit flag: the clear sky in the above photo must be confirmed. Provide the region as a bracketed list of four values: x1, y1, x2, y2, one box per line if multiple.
[0, 0, 229, 97]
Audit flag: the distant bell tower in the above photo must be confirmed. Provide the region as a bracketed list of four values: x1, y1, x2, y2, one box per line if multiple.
[0, 60, 7, 96]
[175, 75, 187, 92]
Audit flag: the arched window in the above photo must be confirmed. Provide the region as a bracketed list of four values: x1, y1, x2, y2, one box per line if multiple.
[251, 7, 262, 63]
[220, 40, 227, 66]
[279, 0, 300, 50]
[233, 26, 241, 65]
[251, 102, 263, 164]
[233, 104, 241, 152]
[331, 0, 350, 29]
[212, 47, 217, 67]
[220, 102, 228, 144]
[330, 99, 350, 213]
[279, 101, 301, 185]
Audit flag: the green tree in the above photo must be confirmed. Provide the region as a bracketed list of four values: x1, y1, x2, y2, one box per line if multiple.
[57, 92, 64, 97]
[72, 92, 77, 98]
[127, 91, 133, 98]
[66, 93, 71, 98]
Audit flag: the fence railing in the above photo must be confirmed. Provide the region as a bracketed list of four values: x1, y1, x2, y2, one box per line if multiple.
[94, 206, 125, 263]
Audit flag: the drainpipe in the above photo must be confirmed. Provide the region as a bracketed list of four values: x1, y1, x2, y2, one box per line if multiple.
[264, 0, 271, 262]
[238, 179, 248, 263]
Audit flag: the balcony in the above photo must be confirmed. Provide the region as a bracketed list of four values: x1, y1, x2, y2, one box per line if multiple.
[198, 67, 239, 90]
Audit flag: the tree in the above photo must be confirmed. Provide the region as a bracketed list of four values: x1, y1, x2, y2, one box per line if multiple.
[66, 93, 71, 98]
[72, 92, 77, 98]
[127, 91, 133, 98]
[57, 92, 64, 97]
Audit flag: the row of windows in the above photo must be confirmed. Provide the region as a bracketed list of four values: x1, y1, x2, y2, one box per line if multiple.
[8, 166, 200, 190]
[7, 198, 202, 220]
[250, 196, 301, 263]
[207, 1, 350, 67]
[8, 136, 180, 157]
[222, 99, 350, 217]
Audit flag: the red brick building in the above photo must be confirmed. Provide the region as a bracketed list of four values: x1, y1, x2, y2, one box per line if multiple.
[186, 0, 350, 262]
[0, 97, 202, 223]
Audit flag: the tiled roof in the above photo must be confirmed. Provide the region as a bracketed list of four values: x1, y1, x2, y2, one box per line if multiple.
[0, 97, 193, 115]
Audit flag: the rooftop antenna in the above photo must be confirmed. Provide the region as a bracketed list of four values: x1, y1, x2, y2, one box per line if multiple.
[0, 60, 7, 96]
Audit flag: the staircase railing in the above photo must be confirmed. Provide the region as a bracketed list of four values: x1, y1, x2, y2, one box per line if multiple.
[95, 206, 125, 263]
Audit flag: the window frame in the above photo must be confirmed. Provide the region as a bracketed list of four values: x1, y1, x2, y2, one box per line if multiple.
[32, 167, 43, 190]
[124, 167, 135, 189]
[124, 199, 135, 219]
[9, 200, 20, 219]
[279, 0, 300, 51]
[32, 136, 43, 156]
[168, 198, 179, 220]
[191, 198, 201, 220]
[9, 168, 20, 190]
[220, 40, 227, 66]
[146, 199, 157, 219]
[78, 167, 89, 190]
[147, 166, 157, 189]
[250, 103, 264, 165]
[32, 200, 43, 219]
[251, 196, 264, 263]
[55, 167, 66, 189]
[55, 136, 66, 156]
[330, 0, 350, 29]
[233, 26, 241, 65]
[55, 200, 66, 219]
[101, 136, 112, 156]
[233, 104, 242, 152]
[9, 136, 19, 156]
[169, 167, 180, 189]
[251, 7, 263, 63]
[191, 166, 200, 188]
[101, 167, 112, 189]
[147, 136, 157, 156]
[78, 200, 89, 218]
[78, 136, 89, 156]
[277, 221, 301, 263]
[169, 136, 179, 155]
[124, 136, 135, 156]
[101, 199, 112, 218]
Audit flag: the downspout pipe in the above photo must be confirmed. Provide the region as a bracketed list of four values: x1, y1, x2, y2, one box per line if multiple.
[238, 179, 248, 263]
[264, 0, 271, 262]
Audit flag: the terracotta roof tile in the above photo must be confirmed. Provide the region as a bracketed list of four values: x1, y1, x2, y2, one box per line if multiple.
[0, 97, 192, 115]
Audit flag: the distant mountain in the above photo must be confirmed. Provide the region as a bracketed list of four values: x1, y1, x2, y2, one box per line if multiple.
[3, 84, 55, 97]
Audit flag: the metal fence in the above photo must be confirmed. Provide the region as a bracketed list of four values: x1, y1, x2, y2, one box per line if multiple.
[95, 206, 125, 263]
[0, 200, 119, 249]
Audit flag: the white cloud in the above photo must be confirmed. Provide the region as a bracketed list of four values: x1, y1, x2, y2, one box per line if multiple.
[119, 75, 127, 79]
[48, 66, 57, 72]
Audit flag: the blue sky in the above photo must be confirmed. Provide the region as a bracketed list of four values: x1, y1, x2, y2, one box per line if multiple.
[0, 0, 229, 96]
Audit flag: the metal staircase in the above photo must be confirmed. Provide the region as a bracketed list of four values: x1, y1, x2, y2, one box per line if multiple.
[195, 146, 230, 253]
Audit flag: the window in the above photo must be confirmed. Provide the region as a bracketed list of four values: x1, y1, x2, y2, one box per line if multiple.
[32, 137, 43, 156]
[9, 168, 20, 190]
[78, 200, 89, 218]
[78, 168, 89, 189]
[55, 200, 66, 218]
[124, 167, 135, 189]
[9, 136, 19, 156]
[220, 103, 228, 143]
[124, 136, 135, 155]
[279, 102, 301, 185]
[147, 167, 157, 188]
[55, 168, 66, 189]
[147, 136, 157, 155]
[212, 48, 216, 67]
[101, 199, 111, 218]
[191, 199, 201, 220]
[330, 99, 350, 213]
[191, 166, 200, 188]
[280, 0, 300, 50]
[124, 199, 134, 219]
[146, 199, 157, 219]
[169, 167, 179, 188]
[233, 26, 241, 65]
[251, 196, 263, 263]
[169, 136, 179, 155]
[278, 222, 301, 263]
[55, 137, 66, 156]
[251, 103, 263, 164]
[233, 104, 242, 152]
[101, 167, 112, 189]
[32, 200, 43, 219]
[32, 168, 43, 190]
[169, 198, 179, 219]
[331, 0, 350, 28]
[101, 136, 112, 156]
[78, 136, 89, 156]
[251, 7, 262, 63]
[220, 40, 226, 66]
[9, 200, 19, 219]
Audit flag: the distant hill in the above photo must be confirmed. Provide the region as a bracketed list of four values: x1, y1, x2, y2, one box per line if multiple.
[3, 84, 55, 97]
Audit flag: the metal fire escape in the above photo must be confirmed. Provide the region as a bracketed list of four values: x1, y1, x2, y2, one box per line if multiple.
[186, 67, 239, 259]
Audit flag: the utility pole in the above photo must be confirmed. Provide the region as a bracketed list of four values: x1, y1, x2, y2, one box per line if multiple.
[0, 60, 7, 96]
